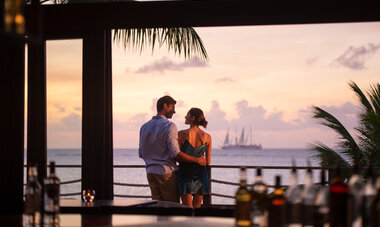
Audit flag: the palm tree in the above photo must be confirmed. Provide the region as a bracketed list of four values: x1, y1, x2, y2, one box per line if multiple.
[50, 0, 209, 61]
[310, 81, 380, 171]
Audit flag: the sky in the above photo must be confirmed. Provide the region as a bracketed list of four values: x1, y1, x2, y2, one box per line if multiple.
[43, 22, 380, 149]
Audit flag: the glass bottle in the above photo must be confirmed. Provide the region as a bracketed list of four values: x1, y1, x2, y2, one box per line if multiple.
[24, 165, 42, 226]
[314, 169, 329, 227]
[44, 161, 60, 225]
[286, 165, 303, 227]
[301, 167, 316, 227]
[4, 0, 25, 34]
[268, 175, 286, 227]
[235, 167, 252, 227]
[251, 168, 268, 227]
[362, 166, 376, 227]
[329, 166, 349, 227]
[347, 164, 363, 227]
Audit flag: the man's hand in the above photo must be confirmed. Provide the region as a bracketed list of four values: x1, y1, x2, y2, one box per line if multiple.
[175, 152, 206, 166]
[196, 156, 207, 166]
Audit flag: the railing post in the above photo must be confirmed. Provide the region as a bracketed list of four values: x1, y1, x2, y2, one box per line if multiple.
[203, 165, 212, 207]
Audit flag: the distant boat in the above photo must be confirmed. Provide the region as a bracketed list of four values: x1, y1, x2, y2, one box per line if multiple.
[221, 127, 262, 150]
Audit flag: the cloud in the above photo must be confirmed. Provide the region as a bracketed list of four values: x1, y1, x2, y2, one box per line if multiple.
[204, 100, 230, 130]
[215, 77, 236, 83]
[48, 113, 81, 132]
[230, 99, 300, 131]
[306, 57, 318, 66]
[114, 113, 149, 131]
[54, 104, 66, 113]
[333, 43, 380, 70]
[204, 99, 300, 132]
[134, 56, 208, 74]
[207, 100, 359, 133]
[298, 102, 359, 130]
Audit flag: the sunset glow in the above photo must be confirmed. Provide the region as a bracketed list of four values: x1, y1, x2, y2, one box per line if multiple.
[44, 22, 380, 149]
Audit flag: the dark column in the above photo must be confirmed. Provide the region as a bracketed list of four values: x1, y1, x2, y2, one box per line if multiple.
[0, 33, 25, 214]
[27, 0, 47, 185]
[27, 39, 47, 184]
[203, 166, 212, 207]
[82, 30, 114, 200]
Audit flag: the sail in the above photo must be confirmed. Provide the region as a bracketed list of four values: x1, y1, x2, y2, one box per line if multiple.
[223, 131, 230, 145]
[221, 126, 263, 150]
[239, 128, 245, 145]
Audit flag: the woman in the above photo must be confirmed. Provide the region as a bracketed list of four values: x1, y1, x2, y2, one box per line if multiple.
[177, 108, 212, 208]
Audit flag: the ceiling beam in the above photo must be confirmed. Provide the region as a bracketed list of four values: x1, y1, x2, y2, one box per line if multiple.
[25, 0, 380, 39]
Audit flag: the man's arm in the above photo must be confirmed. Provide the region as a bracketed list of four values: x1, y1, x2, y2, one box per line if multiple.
[138, 126, 143, 158]
[167, 123, 206, 166]
[175, 152, 207, 166]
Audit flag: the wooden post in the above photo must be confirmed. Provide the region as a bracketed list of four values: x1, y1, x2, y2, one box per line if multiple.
[203, 165, 212, 207]
[82, 30, 114, 200]
[27, 0, 47, 186]
[0, 32, 25, 214]
[27, 38, 47, 184]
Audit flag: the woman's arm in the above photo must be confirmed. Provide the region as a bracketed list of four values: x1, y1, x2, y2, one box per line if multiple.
[178, 130, 185, 151]
[206, 135, 212, 165]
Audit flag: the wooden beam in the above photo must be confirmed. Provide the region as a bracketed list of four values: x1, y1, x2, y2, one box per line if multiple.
[25, 0, 380, 40]
[0, 32, 25, 214]
[82, 30, 114, 200]
[27, 38, 47, 184]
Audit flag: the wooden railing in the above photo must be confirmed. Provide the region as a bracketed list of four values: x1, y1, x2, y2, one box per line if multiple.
[24, 164, 338, 205]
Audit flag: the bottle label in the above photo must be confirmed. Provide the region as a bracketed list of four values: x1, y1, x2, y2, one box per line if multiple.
[286, 203, 302, 224]
[24, 194, 41, 213]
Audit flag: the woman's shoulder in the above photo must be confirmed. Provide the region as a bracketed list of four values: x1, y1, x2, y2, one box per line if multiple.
[178, 128, 190, 134]
[178, 129, 190, 139]
[197, 128, 211, 141]
[204, 131, 212, 142]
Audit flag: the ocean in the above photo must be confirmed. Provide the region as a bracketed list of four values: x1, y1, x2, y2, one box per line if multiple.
[41, 148, 321, 205]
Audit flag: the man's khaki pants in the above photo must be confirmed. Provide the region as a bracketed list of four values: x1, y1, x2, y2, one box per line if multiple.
[147, 171, 180, 203]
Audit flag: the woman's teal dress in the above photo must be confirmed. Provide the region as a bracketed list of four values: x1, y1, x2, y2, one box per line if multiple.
[177, 140, 210, 195]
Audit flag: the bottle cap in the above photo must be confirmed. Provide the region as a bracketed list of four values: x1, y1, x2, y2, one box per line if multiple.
[256, 168, 262, 176]
[275, 175, 281, 186]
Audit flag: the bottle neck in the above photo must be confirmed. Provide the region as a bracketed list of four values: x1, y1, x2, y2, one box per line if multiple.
[28, 167, 38, 182]
[289, 172, 297, 186]
[239, 169, 247, 187]
[255, 175, 263, 182]
[50, 165, 56, 175]
[304, 171, 312, 186]
[274, 176, 282, 193]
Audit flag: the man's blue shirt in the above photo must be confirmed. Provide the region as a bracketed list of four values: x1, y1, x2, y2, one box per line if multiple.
[138, 115, 180, 175]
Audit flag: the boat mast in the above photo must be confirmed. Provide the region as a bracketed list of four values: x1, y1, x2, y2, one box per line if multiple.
[250, 126, 252, 145]
[239, 127, 245, 145]
[223, 128, 230, 145]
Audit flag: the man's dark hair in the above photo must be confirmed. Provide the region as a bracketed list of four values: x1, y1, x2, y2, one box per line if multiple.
[156, 95, 176, 112]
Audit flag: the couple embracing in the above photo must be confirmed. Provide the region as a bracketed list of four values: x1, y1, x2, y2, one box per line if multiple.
[138, 95, 212, 208]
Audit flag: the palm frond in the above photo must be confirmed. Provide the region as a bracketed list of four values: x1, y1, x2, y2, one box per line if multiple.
[367, 83, 380, 114]
[309, 142, 350, 167]
[308, 142, 352, 180]
[55, 0, 209, 61]
[354, 82, 380, 166]
[312, 106, 363, 163]
[113, 28, 209, 62]
[349, 81, 373, 113]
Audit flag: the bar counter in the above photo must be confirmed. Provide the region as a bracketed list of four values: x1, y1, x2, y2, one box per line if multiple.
[0, 212, 235, 227]
[0, 199, 235, 226]
[62, 214, 234, 226]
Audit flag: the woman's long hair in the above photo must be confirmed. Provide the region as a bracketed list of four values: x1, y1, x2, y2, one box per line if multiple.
[189, 108, 208, 128]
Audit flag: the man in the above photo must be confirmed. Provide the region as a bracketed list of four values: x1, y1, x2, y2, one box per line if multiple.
[139, 95, 206, 203]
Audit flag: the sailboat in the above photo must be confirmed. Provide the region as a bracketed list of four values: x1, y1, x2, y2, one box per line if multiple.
[221, 127, 262, 150]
